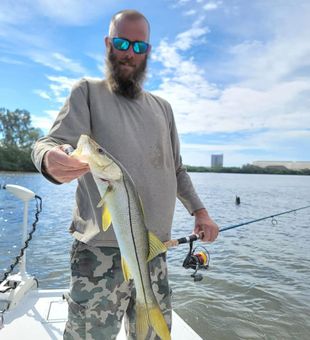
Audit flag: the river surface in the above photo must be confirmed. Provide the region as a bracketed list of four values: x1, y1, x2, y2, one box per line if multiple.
[0, 172, 310, 339]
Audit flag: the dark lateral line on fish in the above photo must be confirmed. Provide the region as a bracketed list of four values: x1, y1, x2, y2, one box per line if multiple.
[123, 176, 149, 309]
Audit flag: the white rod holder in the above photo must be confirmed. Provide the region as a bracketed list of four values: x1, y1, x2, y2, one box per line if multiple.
[19, 201, 29, 278]
[2, 185, 35, 277]
[3, 185, 35, 202]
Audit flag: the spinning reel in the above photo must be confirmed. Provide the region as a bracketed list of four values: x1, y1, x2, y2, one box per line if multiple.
[182, 238, 210, 282]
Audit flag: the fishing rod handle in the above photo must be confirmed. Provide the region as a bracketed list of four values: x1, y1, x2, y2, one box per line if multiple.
[164, 234, 200, 248]
[177, 234, 200, 244]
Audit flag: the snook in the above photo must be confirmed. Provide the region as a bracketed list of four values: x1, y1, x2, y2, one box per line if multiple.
[71, 135, 171, 340]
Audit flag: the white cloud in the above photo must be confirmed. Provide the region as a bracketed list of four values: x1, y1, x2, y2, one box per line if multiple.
[52, 53, 87, 74]
[183, 10, 196, 16]
[33, 75, 104, 131]
[32, 109, 63, 131]
[31, 115, 55, 131]
[203, 1, 221, 11]
[35, 76, 79, 128]
[34, 89, 51, 100]
[174, 27, 209, 51]
[46, 75, 79, 102]
[174, 0, 191, 6]
[244, 129, 310, 152]
[153, 75, 310, 135]
[30, 52, 62, 71]
[44, 110, 60, 120]
[0, 24, 88, 75]
[226, 37, 310, 89]
[152, 2, 310, 147]
[29, 51, 87, 74]
[31, 76, 78, 130]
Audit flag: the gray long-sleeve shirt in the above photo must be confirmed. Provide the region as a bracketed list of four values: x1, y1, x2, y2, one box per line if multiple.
[32, 78, 204, 246]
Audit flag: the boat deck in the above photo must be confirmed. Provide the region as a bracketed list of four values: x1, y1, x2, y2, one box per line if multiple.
[1, 289, 202, 339]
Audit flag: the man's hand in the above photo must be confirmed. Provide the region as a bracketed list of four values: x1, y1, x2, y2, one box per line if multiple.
[43, 144, 89, 183]
[193, 208, 219, 242]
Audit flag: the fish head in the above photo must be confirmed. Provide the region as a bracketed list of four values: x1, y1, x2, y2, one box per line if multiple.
[72, 135, 122, 181]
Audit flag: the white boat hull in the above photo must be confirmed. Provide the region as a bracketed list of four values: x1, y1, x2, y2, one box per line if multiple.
[1, 289, 202, 340]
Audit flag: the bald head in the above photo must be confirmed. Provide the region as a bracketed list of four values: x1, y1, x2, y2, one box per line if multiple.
[108, 10, 150, 41]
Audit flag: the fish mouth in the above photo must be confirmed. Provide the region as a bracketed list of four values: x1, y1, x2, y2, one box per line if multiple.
[99, 178, 109, 183]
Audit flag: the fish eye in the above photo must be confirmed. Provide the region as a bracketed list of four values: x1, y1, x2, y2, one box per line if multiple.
[97, 147, 104, 154]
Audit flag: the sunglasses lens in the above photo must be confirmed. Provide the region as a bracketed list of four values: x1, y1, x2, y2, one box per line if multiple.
[112, 38, 130, 51]
[112, 38, 149, 54]
[133, 42, 149, 54]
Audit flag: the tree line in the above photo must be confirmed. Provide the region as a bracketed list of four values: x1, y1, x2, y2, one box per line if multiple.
[186, 164, 310, 175]
[0, 108, 42, 171]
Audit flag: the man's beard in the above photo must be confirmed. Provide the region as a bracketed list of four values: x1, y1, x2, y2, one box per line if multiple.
[106, 50, 148, 99]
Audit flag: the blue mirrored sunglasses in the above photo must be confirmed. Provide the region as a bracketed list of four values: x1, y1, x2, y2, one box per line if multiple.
[111, 37, 149, 54]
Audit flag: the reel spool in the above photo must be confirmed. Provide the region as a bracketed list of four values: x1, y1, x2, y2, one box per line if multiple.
[182, 240, 210, 281]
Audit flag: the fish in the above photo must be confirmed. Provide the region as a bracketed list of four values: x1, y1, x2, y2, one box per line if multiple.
[71, 135, 171, 340]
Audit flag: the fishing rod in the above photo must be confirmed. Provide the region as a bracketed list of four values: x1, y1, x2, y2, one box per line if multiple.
[219, 204, 310, 232]
[166, 204, 310, 281]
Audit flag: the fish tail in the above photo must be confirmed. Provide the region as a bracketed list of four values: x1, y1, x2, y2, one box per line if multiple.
[136, 303, 149, 340]
[149, 304, 171, 340]
[136, 302, 171, 340]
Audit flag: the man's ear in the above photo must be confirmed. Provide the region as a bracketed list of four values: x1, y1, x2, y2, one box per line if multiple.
[104, 36, 110, 48]
[147, 44, 152, 55]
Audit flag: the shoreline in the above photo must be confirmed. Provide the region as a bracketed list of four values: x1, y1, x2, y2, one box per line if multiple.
[1, 168, 309, 176]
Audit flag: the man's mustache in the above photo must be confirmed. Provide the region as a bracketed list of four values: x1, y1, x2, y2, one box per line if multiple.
[118, 59, 136, 67]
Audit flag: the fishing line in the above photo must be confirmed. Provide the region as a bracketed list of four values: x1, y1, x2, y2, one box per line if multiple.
[219, 204, 310, 232]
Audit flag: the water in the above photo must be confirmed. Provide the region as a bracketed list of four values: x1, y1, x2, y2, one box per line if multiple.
[1, 172, 310, 339]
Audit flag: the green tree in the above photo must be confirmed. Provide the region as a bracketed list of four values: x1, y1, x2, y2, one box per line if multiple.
[0, 107, 43, 171]
[0, 108, 42, 149]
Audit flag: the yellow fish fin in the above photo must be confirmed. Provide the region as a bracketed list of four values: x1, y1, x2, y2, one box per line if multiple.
[101, 205, 112, 231]
[147, 231, 167, 262]
[121, 257, 132, 282]
[148, 304, 171, 340]
[136, 303, 150, 340]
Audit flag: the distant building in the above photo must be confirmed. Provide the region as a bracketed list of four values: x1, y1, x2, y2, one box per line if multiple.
[211, 154, 223, 168]
[253, 161, 310, 170]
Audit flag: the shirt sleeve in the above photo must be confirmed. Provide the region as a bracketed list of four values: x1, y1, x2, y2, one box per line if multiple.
[168, 105, 205, 215]
[31, 78, 91, 183]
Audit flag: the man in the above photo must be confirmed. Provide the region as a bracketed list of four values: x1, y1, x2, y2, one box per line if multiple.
[32, 9, 219, 340]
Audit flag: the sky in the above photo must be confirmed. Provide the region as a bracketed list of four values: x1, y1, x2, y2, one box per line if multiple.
[0, 0, 309, 166]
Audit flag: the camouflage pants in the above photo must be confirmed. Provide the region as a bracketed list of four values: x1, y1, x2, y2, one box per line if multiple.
[63, 240, 172, 340]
